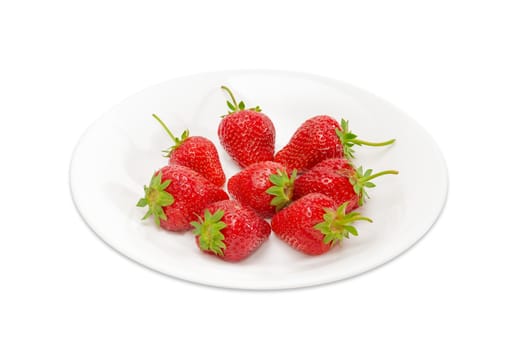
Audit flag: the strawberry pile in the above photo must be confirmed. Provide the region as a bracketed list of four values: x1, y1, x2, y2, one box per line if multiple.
[137, 86, 398, 262]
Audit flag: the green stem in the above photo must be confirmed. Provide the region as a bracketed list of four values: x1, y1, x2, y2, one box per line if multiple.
[360, 170, 399, 183]
[353, 138, 396, 147]
[221, 85, 238, 111]
[152, 113, 178, 143]
[348, 215, 373, 224]
[334, 215, 372, 231]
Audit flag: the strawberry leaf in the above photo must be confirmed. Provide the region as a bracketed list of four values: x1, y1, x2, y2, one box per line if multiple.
[221, 86, 262, 116]
[313, 202, 372, 247]
[344, 225, 358, 237]
[136, 198, 148, 207]
[136, 171, 174, 226]
[335, 118, 396, 161]
[191, 209, 227, 256]
[227, 100, 236, 111]
[266, 169, 297, 211]
[159, 180, 171, 191]
[335, 119, 358, 161]
[152, 114, 190, 157]
[350, 167, 399, 206]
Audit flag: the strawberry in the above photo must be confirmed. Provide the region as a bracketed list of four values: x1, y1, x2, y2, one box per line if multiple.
[152, 114, 226, 186]
[136, 164, 228, 231]
[217, 86, 275, 167]
[227, 161, 297, 218]
[294, 158, 398, 212]
[191, 200, 271, 262]
[271, 193, 372, 256]
[274, 116, 395, 172]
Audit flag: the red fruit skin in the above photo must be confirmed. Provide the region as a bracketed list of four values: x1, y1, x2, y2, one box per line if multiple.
[294, 158, 360, 212]
[274, 115, 342, 172]
[168, 136, 226, 187]
[158, 164, 229, 232]
[218, 110, 275, 168]
[271, 193, 336, 255]
[196, 200, 271, 262]
[227, 161, 288, 218]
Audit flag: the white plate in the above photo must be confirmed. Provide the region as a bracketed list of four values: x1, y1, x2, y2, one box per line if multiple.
[70, 70, 448, 290]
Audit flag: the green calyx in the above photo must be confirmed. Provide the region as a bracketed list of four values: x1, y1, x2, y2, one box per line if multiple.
[136, 171, 174, 226]
[191, 210, 227, 256]
[266, 169, 298, 211]
[221, 85, 262, 117]
[349, 166, 399, 206]
[335, 118, 396, 161]
[314, 202, 373, 246]
[152, 113, 189, 157]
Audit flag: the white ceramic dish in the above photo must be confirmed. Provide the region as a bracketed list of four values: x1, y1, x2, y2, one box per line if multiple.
[70, 70, 448, 290]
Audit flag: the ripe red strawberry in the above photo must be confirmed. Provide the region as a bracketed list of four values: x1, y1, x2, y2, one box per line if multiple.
[294, 158, 398, 212]
[275, 116, 395, 172]
[217, 86, 275, 167]
[271, 193, 372, 256]
[227, 161, 297, 218]
[136, 164, 228, 231]
[152, 114, 226, 186]
[191, 200, 271, 262]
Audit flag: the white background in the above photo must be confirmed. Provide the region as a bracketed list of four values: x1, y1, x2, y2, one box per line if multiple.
[1, 1, 510, 349]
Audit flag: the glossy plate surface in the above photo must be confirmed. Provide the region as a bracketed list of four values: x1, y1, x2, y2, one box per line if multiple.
[70, 70, 448, 289]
